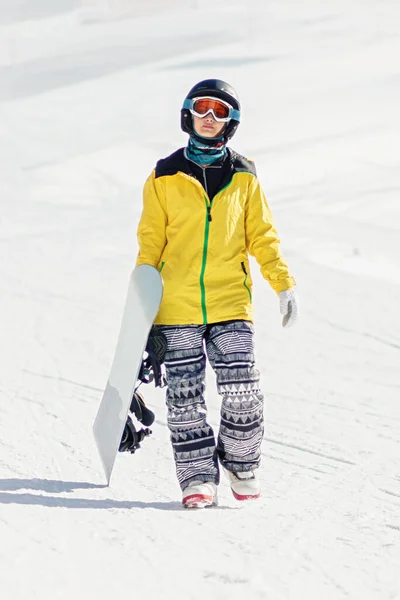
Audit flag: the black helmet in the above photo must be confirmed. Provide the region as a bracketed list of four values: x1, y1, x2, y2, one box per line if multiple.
[181, 79, 241, 145]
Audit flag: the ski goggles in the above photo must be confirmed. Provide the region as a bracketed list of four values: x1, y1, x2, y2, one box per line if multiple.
[183, 96, 240, 123]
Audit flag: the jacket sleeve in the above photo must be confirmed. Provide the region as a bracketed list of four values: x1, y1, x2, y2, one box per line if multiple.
[136, 170, 167, 268]
[245, 174, 295, 293]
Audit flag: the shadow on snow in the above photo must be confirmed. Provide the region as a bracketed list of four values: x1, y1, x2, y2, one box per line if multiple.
[0, 478, 182, 510]
[0, 478, 235, 510]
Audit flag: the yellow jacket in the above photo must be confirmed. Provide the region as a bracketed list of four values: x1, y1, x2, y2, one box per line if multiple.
[136, 149, 295, 325]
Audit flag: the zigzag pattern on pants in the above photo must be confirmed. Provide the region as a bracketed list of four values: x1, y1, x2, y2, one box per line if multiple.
[156, 321, 264, 490]
[214, 375, 264, 471]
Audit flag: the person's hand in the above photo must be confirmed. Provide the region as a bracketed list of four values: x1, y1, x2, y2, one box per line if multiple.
[278, 288, 299, 328]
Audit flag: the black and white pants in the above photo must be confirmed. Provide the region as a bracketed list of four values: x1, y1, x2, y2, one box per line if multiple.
[156, 320, 264, 491]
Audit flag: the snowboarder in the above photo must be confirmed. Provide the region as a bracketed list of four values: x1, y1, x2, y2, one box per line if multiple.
[136, 79, 299, 508]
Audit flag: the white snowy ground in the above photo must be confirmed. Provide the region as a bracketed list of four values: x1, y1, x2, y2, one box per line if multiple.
[1, 0, 400, 598]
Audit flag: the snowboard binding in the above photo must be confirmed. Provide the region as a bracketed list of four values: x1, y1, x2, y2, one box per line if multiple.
[130, 390, 155, 427]
[118, 328, 167, 454]
[118, 416, 152, 454]
[118, 391, 155, 454]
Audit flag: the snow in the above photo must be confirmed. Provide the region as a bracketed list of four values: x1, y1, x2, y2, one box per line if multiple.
[1, 0, 400, 598]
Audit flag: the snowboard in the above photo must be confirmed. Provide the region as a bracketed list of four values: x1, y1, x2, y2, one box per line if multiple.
[93, 264, 163, 484]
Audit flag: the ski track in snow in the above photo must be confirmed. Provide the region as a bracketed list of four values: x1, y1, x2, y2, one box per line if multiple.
[1, 1, 400, 599]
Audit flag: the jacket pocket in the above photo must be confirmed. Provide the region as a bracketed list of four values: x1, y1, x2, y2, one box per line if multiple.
[241, 261, 252, 303]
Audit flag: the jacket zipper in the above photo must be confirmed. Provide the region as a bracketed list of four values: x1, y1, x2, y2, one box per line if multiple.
[200, 167, 212, 323]
[198, 169, 235, 323]
[201, 168, 213, 221]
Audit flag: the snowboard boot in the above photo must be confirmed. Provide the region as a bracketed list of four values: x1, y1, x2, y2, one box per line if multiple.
[182, 481, 218, 509]
[223, 468, 260, 501]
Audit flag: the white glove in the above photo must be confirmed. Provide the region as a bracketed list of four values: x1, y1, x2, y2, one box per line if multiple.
[278, 288, 299, 328]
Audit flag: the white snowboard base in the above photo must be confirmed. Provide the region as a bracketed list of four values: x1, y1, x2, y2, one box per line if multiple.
[93, 265, 163, 484]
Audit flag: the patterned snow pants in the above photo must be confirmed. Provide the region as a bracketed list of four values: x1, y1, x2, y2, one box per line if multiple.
[155, 320, 264, 491]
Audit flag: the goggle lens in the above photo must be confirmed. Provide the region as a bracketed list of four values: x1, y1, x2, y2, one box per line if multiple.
[192, 98, 231, 120]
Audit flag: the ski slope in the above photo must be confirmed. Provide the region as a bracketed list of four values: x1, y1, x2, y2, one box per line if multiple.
[0, 1, 399, 598]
